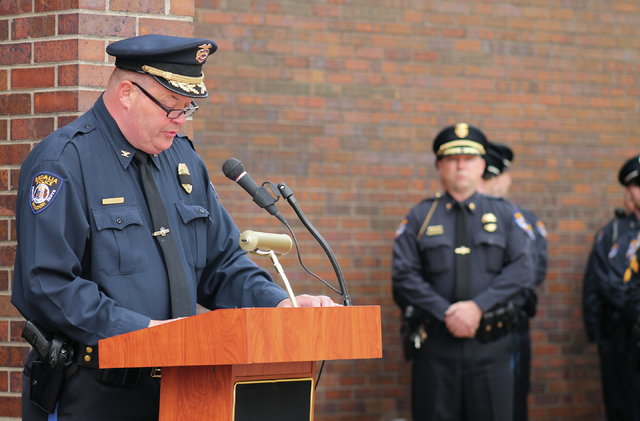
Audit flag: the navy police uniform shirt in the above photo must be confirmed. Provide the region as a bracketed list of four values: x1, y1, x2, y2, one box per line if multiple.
[624, 247, 640, 318]
[583, 214, 638, 342]
[12, 94, 288, 346]
[587, 214, 640, 311]
[518, 208, 548, 288]
[392, 191, 534, 321]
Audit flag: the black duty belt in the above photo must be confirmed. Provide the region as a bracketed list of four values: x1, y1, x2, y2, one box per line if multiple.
[73, 343, 161, 387]
[421, 303, 527, 344]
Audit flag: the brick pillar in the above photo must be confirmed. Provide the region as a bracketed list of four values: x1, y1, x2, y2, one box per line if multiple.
[0, 1, 194, 417]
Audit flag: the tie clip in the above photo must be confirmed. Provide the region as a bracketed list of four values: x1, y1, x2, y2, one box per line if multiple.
[152, 227, 170, 237]
[454, 246, 470, 255]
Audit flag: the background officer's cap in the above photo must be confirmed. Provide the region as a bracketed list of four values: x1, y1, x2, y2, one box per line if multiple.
[432, 123, 488, 159]
[619, 154, 640, 186]
[483, 143, 509, 179]
[107, 34, 217, 98]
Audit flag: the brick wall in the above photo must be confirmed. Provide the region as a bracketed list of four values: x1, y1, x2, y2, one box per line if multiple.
[0, 0, 194, 418]
[192, 1, 639, 421]
[2, 0, 639, 420]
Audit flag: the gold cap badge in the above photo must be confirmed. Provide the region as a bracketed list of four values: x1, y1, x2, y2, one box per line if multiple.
[196, 44, 213, 64]
[454, 122, 469, 139]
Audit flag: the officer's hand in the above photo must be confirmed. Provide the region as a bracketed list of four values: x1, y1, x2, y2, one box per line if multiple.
[444, 301, 482, 338]
[277, 294, 339, 308]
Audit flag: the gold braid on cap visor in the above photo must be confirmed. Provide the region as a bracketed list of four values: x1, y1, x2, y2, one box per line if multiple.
[142, 65, 207, 95]
[437, 140, 486, 156]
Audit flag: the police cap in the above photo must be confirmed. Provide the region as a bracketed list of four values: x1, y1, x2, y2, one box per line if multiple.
[495, 143, 514, 169]
[483, 142, 507, 179]
[432, 123, 488, 159]
[618, 154, 640, 186]
[107, 34, 217, 98]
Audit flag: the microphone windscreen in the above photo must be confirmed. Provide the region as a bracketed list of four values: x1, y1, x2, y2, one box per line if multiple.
[222, 158, 245, 180]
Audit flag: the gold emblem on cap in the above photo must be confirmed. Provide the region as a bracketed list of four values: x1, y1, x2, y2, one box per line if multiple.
[454, 122, 469, 139]
[484, 223, 497, 232]
[178, 163, 192, 194]
[482, 213, 497, 224]
[196, 44, 213, 64]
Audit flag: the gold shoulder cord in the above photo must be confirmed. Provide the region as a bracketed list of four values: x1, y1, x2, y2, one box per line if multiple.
[416, 198, 440, 241]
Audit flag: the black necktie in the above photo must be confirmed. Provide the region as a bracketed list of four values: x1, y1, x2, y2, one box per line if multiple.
[453, 201, 471, 302]
[134, 151, 192, 318]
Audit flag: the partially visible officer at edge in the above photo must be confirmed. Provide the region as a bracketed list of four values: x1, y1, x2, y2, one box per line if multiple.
[12, 35, 335, 421]
[582, 154, 640, 421]
[392, 123, 534, 421]
[478, 142, 548, 421]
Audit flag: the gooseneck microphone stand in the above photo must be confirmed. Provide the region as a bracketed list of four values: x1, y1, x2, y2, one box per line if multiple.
[277, 182, 352, 307]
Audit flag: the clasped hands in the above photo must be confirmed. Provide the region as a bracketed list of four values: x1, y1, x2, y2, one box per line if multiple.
[444, 300, 482, 338]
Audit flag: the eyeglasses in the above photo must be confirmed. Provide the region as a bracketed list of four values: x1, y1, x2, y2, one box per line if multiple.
[130, 81, 199, 119]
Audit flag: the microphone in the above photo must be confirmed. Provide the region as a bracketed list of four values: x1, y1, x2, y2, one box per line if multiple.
[222, 158, 286, 225]
[239, 230, 293, 255]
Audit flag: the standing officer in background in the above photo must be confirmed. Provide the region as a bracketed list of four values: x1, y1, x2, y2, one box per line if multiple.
[582, 154, 640, 421]
[478, 142, 548, 421]
[12, 35, 334, 421]
[392, 123, 534, 421]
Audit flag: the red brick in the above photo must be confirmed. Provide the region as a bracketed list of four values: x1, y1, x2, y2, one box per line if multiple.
[0, 145, 30, 166]
[0, 43, 31, 66]
[12, 15, 56, 39]
[171, 0, 194, 16]
[139, 18, 194, 36]
[0, 396, 21, 417]
[0, 0, 31, 14]
[0, 19, 8, 41]
[58, 13, 78, 35]
[11, 67, 55, 89]
[35, 39, 78, 63]
[34, 91, 78, 113]
[58, 64, 78, 86]
[11, 118, 54, 141]
[111, 0, 164, 13]
[35, 0, 78, 12]
[78, 64, 112, 87]
[0, 70, 5, 91]
[0, 94, 30, 116]
[79, 39, 107, 61]
[0, 120, 6, 141]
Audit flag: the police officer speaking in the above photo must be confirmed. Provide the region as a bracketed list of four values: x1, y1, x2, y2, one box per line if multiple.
[12, 35, 335, 421]
[392, 123, 534, 421]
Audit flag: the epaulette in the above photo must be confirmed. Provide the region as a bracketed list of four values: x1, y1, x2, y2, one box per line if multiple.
[420, 192, 442, 204]
[175, 133, 196, 151]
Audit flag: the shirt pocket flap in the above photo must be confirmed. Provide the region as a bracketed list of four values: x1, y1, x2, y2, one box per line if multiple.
[175, 201, 209, 224]
[421, 235, 453, 249]
[92, 204, 144, 231]
[473, 232, 506, 249]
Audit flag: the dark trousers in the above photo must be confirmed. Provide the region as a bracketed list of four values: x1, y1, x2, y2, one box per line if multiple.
[412, 334, 513, 421]
[597, 325, 639, 421]
[22, 360, 161, 421]
[512, 322, 531, 421]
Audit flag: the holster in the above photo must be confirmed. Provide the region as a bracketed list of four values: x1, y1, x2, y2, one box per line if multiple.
[400, 305, 425, 361]
[522, 289, 538, 318]
[29, 335, 75, 413]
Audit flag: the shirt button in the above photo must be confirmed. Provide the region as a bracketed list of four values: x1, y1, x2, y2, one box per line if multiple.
[85, 124, 90, 129]
[116, 218, 122, 224]
[199, 208, 204, 213]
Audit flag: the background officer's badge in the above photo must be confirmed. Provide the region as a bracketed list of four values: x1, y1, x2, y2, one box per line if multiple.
[178, 163, 192, 193]
[535, 220, 548, 238]
[395, 219, 408, 238]
[608, 244, 619, 260]
[626, 235, 640, 261]
[30, 172, 63, 214]
[482, 213, 497, 232]
[454, 122, 469, 138]
[624, 255, 638, 283]
[513, 212, 534, 239]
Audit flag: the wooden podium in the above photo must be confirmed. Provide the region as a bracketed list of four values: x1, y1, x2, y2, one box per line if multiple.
[99, 306, 382, 421]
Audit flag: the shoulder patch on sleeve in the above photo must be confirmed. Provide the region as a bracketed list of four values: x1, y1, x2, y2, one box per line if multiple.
[395, 219, 408, 238]
[535, 220, 548, 238]
[30, 172, 64, 214]
[513, 212, 535, 240]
